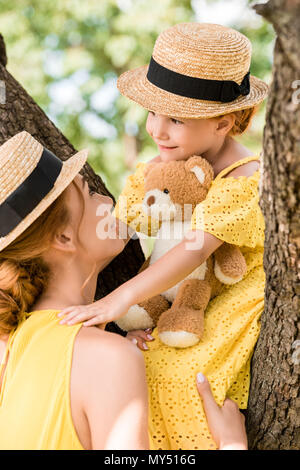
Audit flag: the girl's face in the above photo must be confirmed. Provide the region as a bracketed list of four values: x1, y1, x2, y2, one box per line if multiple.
[63, 174, 125, 265]
[146, 111, 222, 162]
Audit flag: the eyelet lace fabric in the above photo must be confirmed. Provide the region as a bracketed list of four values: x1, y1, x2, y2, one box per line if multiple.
[114, 156, 265, 450]
[189, 169, 265, 248]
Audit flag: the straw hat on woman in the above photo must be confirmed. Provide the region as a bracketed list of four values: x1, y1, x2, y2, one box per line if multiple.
[0, 131, 88, 252]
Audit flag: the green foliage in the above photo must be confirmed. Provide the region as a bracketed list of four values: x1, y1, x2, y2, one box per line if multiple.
[0, 0, 274, 199]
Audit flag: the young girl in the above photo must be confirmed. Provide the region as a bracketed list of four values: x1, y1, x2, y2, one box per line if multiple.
[59, 23, 269, 450]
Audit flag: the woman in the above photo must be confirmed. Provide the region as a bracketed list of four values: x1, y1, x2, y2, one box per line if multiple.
[0, 131, 247, 450]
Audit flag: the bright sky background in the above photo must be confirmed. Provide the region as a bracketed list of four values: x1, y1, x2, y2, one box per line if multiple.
[192, 0, 266, 27]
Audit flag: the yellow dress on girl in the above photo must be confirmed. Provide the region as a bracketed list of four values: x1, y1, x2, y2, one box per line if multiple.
[113, 154, 265, 450]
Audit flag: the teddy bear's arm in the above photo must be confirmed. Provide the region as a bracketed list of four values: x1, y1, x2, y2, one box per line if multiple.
[189, 228, 247, 284]
[213, 243, 247, 285]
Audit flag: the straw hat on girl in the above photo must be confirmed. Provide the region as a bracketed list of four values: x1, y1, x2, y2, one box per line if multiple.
[0, 131, 88, 252]
[117, 22, 269, 118]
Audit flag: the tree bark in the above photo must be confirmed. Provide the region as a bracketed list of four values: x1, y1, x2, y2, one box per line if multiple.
[0, 33, 145, 335]
[246, 0, 300, 450]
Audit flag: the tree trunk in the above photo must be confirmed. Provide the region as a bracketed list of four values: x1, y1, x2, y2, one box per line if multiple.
[0, 34, 145, 335]
[246, 0, 300, 450]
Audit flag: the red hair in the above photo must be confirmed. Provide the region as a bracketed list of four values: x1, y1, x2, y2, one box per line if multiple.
[215, 105, 260, 136]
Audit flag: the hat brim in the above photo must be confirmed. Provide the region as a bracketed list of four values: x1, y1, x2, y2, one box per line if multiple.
[117, 65, 269, 119]
[0, 148, 89, 252]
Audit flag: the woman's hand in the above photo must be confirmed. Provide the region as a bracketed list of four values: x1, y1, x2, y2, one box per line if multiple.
[126, 328, 155, 351]
[196, 373, 248, 450]
[57, 288, 132, 327]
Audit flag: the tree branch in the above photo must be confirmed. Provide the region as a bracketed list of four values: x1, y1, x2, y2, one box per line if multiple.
[0, 33, 145, 303]
[0, 34, 7, 67]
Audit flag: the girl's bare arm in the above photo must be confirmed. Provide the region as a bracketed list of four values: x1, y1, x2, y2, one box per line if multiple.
[117, 229, 224, 307]
[58, 229, 224, 326]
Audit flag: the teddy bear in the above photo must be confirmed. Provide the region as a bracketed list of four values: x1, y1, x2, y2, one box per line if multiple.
[116, 155, 247, 348]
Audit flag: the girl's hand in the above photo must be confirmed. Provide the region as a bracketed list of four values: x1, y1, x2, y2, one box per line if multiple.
[57, 289, 132, 327]
[196, 373, 248, 450]
[126, 328, 155, 351]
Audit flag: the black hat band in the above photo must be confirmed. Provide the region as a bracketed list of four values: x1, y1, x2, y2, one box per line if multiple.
[0, 148, 63, 238]
[146, 56, 250, 103]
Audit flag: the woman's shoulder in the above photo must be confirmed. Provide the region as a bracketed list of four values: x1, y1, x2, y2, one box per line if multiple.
[73, 326, 143, 366]
[71, 326, 145, 413]
[70, 327, 146, 450]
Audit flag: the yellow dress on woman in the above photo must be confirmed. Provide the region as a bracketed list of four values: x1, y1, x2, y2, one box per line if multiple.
[113, 155, 265, 450]
[0, 309, 84, 450]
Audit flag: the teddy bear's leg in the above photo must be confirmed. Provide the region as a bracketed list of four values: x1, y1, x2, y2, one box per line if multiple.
[213, 243, 247, 285]
[157, 279, 211, 348]
[115, 294, 170, 332]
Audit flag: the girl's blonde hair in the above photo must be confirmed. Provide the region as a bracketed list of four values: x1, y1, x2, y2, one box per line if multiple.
[217, 105, 260, 136]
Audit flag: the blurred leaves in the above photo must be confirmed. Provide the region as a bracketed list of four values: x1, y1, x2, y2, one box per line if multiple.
[0, 0, 275, 197]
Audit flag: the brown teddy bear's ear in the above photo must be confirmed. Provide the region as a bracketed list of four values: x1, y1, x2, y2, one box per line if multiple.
[143, 162, 157, 179]
[185, 155, 214, 189]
